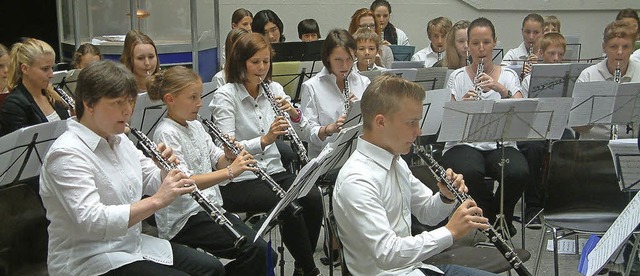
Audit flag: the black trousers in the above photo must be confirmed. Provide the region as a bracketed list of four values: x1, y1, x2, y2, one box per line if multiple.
[440, 145, 529, 225]
[172, 211, 277, 275]
[220, 172, 323, 274]
[102, 242, 224, 276]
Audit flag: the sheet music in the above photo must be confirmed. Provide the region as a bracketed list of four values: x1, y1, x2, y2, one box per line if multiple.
[52, 70, 68, 85]
[343, 101, 362, 129]
[380, 68, 417, 81]
[421, 89, 450, 135]
[533, 97, 573, 140]
[608, 139, 640, 191]
[566, 63, 591, 97]
[528, 64, 570, 98]
[130, 92, 167, 137]
[586, 191, 640, 276]
[438, 100, 494, 142]
[493, 99, 538, 140]
[359, 70, 382, 82]
[415, 67, 448, 91]
[611, 82, 640, 124]
[569, 81, 618, 126]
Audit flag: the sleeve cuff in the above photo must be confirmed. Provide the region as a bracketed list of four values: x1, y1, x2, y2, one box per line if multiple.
[244, 137, 263, 155]
[429, 226, 454, 250]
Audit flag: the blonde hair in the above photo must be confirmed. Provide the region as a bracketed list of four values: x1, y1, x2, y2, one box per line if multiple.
[427, 17, 453, 38]
[8, 38, 63, 105]
[361, 74, 425, 130]
[442, 20, 470, 70]
[353, 27, 382, 50]
[146, 66, 201, 102]
[538, 32, 566, 53]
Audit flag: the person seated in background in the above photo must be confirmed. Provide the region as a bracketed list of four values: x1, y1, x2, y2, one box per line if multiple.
[412, 16, 452, 68]
[73, 43, 102, 69]
[333, 74, 495, 276]
[370, 0, 410, 45]
[543, 15, 561, 34]
[434, 20, 470, 70]
[574, 20, 640, 140]
[298, 19, 321, 42]
[39, 60, 224, 275]
[616, 8, 640, 62]
[502, 13, 544, 66]
[252, 9, 286, 43]
[0, 43, 10, 94]
[348, 8, 393, 68]
[521, 32, 567, 96]
[220, 8, 253, 68]
[120, 30, 160, 92]
[212, 28, 249, 89]
[0, 38, 71, 136]
[353, 27, 384, 71]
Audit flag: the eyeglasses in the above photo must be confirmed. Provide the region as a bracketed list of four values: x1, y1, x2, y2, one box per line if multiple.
[359, 23, 376, 29]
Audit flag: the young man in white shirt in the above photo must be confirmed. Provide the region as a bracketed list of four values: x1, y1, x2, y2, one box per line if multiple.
[39, 60, 223, 275]
[333, 74, 496, 276]
[412, 17, 452, 68]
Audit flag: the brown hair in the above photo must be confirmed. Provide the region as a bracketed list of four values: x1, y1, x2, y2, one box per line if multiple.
[147, 66, 201, 102]
[544, 16, 561, 33]
[75, 60, 138, 119]
[225, 28, 250, 60]
[603, 20, 638, 43]
[522, 13, 544, 28]
[348, 8, 381, 36]
[361, 74, 425, 130]
[427, 17, 453, 38]
[232, 8, 253, 25]
[538, 32, 566, 53]
[443, 20, 470, 70]
[0, 43, 8, 58]
[321, 29, 357, 70]
[73, 43, 102, 69]
[225, 33, 274, 83]
[353, 27, 382, 50]
[120, 30, 160, 74]
[7, 38, 63, 106]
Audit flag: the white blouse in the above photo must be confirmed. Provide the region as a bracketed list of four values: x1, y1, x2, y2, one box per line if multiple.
[40, 119, 171, 276]
[152, 118, 225, 240]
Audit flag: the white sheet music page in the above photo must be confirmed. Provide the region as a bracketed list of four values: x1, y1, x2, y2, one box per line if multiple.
[415, 67, 448, 91]
[421, 89, 449, 136]
[611, 82, 640, 124]
[438, 100, 494, 142]
[568, 81, 618, 127]
[343, 101, 362, 129]
[534, 97, 573, 140]
[608, 139, 640, 191]
[528, 64, 569, 98]
[566, 63, 591, 97]
[380, 68, 417, 81]
[493, 99, 539, 140]
[586, 191, 640, 276]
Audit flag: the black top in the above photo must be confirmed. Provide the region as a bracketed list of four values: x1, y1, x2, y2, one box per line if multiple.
[0, 83, 70, 136]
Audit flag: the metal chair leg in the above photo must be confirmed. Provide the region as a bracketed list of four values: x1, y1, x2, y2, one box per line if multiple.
[534, 224, 548, 276]
[625, 234, 640, 276]
[552, 227, 559, 276]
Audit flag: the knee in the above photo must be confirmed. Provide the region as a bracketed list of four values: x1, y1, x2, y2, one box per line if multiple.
[204, 259, 225, 276]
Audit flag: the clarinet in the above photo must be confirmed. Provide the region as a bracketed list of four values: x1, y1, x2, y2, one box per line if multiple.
[413, 145, 532, 276]
[520, 43, 534, 80]
[473, 58, 484, 101]
[259, 78, 310, 165]
[199, 116, 303, 216]
[611, 61, 622, 139]
[53, 85, 75, 111]
[129, 126, 247, 249]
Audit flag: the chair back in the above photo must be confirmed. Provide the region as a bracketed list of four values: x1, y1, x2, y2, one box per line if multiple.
[389, 45, 415, 61]
[545, 140, 628, 216]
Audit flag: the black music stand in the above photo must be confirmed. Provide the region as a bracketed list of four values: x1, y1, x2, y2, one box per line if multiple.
[608, 139, 640, 192]
[198, 82, 217, 121]
[129, 92, 167, 140]
[415, 67, 448, 91]
[438, 99, 571, 242]
[53, 69, 81, 97]
[0, 121, 67, 187]
[271, 41, 324, 103]
[568, 81, 640, 130]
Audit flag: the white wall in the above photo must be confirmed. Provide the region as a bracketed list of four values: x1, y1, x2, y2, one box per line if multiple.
[218, 0, 639, 60]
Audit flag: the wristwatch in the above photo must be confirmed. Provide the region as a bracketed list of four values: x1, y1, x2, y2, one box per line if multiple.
[503, 89, 513, 99]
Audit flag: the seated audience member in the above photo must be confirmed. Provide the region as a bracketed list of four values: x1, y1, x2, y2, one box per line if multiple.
[334, 74, 495, 276]
[298, 19, 321, 42]
[1, 38, 71, 136]
[370, 0, 410, 45]
[574, 20, 640, 139]
[73, 43, 102, 69]
[252, 9, 286, 43]
[412, 17, 452, 68]
[39, 60, 224, 275]
[120, 30, 160, 92]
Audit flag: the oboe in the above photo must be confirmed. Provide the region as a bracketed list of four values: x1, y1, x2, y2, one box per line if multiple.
[473, 58, 484, 101]
[413, 145, 532, 276]
[259, 78, 310, 165]
[129, 126, 247, 249]
[436, 47, 443, 61]
[520, 43, 534, 80]
[53, 86, 75, 111]
[466, 50, 472, 66]
[611, 61, 622, 139]
[199, 116, 303, 216]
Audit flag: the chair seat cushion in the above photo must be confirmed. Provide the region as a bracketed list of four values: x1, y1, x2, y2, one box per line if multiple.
[424, 244, 531, 273]
[544, 211, 619, 233]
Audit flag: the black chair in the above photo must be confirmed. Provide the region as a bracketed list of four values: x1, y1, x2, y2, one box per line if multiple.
[388, 45, 415, 61]
[534, 140, 633, 276]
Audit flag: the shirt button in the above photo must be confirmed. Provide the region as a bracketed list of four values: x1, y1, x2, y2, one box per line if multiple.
[254, 104, 258, 107]
[259, 116, 262, 119]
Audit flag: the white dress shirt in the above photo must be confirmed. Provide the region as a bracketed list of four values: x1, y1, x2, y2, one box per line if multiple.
[412, 44, 445, 68]
[574, 59, 640, 140]
[211, 70, 226, 90]
[520, 74, 531, 98]
[444, 67, 522, 152]
[334, 137, 455, 276]
[631, 48, 640, 63]
[209, 81, 307, 181]
[396, 27, 410, 46]
[40, 119, 171, 276]
[152, 118, 225, 239]
[502, 42, 528, 66]
[300, 67, 371, 158]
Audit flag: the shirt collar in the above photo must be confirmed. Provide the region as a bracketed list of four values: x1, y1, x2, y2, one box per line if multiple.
[67, 118, 121, 151]
[596, 59, 614, 80]
[356, 136, 396, 171]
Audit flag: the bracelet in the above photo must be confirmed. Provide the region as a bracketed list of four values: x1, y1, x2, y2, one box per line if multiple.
[439, 193, 455, 204]
[291, 108, 302, 123]
[226, 165, 234, 180]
